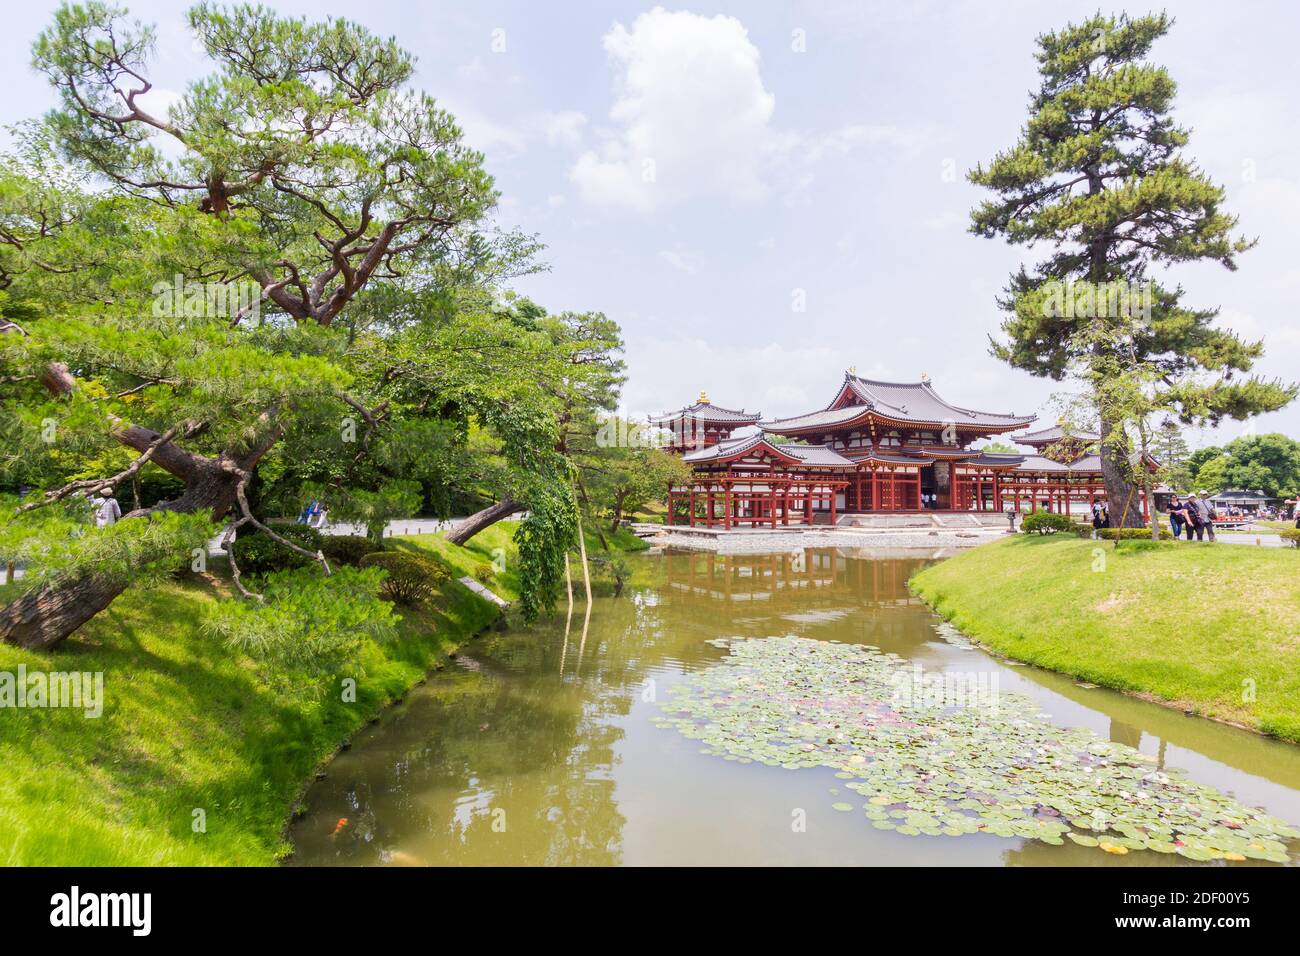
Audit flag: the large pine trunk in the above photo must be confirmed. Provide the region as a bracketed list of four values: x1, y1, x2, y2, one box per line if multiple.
[0, 573, 133, 651]
[446, 498, 525, 545]
[0, 462, 243, 650]
[1099, 412, 1145, 528]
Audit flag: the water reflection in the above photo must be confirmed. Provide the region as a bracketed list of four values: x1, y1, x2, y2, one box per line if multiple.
[289, 549, 1300, 866]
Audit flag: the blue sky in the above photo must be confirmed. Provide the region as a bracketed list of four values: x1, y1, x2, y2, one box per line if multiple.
[4, 1, 1297, 446]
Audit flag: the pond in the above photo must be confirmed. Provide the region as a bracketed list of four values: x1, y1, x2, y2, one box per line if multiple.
[287, 548, 1300, 866]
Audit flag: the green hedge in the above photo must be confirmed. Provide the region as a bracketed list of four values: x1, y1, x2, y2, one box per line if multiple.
[1281, 529, 1300, 549]
[229, 525, 323, 576]
[1097, 526, 1175, 541]
[320, 534, 383, 567]
[1020, 512, 1077, 535]
[359, 550, 450, 606]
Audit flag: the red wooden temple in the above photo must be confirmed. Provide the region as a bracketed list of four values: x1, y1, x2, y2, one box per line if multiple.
[657, 372, 1151, 527]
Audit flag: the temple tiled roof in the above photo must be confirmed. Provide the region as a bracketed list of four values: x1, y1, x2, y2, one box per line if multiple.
[760, 404, 876, 432]
[761, 374, 1035, 433]
[775, 444, 856, 468]
[650, 401, 761, 426]
[1014, 423, 1100, 446]
[680, 433, 766, 463]
[1013, 453, 1104, 474]
[681, 434, 856, 469]
[964, 452, 1025, 469]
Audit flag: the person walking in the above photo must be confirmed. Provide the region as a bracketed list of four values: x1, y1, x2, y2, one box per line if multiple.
[92, 489, 122, 528]
[1188, 491, 1216, 542]
[1168, 496, 1185, 539]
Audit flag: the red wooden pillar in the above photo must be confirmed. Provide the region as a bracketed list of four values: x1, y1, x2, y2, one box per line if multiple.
[723, 483, 732, 530]
[805, 482, 814, 525]
[689, 487, 696, 527]
[829, 484, 836, 525]
[770, 484, 777, 528]
[871, 469, 879, 511]
[704, 488, 713, 528]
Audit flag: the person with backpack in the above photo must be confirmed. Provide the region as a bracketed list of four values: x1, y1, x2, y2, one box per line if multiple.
[1187, 491, 1217, 542]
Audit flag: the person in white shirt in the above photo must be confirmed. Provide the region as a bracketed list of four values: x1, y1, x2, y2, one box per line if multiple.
[93, 490, 122, 528]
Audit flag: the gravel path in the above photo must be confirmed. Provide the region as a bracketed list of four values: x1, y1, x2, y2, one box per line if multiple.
[647, 527, 1009, 554]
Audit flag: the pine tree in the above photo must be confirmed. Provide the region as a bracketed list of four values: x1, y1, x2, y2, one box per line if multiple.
[970, 12, 1295, 525]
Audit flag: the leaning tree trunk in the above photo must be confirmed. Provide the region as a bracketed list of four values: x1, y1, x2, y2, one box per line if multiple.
[1099, 413, 1145, 528]
[446, 497, 525, 545]
[0, 457, 246, 650]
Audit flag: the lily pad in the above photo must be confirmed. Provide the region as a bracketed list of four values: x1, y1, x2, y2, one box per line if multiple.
[655, 636, 1298, 863]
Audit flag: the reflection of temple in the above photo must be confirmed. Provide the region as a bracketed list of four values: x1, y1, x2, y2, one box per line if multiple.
[658, 373, 1155, 526]
[663, 549, 928, 610]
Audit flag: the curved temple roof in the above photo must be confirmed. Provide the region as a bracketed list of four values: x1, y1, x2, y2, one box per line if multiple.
[1014, 423, 1100, 446]
[761, 373, 1035, 434]
[682, 434, 855, 468]
[650, 400, 761, 426]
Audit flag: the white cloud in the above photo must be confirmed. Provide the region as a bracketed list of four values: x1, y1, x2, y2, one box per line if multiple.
[571, 8, 925, 211]
[571, 8, 775, 209]
[623, 334, 898, 422]
[540, 110, 588, 148]
[657, 249, 699, 274]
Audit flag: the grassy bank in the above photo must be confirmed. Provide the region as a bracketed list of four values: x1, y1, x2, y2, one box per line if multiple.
[910, 536, 1300, 743]
[0, 526, 521, 866]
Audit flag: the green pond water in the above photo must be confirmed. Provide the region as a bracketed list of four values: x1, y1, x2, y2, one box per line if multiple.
[287, 548, 1300, 866]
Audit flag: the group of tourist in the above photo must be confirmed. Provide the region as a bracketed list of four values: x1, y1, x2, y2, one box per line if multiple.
[1167, 492, 1218, 541]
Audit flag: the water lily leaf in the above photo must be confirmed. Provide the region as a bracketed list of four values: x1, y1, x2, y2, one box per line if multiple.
[656, 636, 1296, 864]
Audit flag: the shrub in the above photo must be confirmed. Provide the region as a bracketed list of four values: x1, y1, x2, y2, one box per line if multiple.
[472, 563, 496, 585]
[320, 534, 382, 567]
[359, 550, 450, 606]
[202, 566, 396, 691]
[1097, 526, 1174, 541]
[229, 524, 323, 576]
[1020, 512, 1077, 535]
[1280, 529, 1300, 549]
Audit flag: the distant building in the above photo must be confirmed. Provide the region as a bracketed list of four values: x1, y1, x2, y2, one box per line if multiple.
[1208, 489, 1279, 513]
[658, 371, 1154, 527]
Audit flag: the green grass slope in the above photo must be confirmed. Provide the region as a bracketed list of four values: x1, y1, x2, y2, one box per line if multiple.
[0, 525, 520, 865]
[910, 536, 1300, 742]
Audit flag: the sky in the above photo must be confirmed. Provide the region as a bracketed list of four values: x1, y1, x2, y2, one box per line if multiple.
[3, 0, 1297, 447]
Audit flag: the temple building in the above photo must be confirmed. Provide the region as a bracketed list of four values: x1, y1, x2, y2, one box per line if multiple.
[648, 392, 761, 453]
[657, 371, 1150, 527]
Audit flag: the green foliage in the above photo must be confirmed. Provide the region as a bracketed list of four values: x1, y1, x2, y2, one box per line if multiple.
[15, 509, 214, 591]
[472, 563, 496, 585]
[319, 534, 382, 567]
[359, 549, 450, 606]
[322, 480, 423, 544]
[585, 419, 694, 529]
[1020, 511, 1076, 535]
[1186, 433, 1300, 498]
[201, 565, 396, 690]
[969, 11, 1294, 454]
[229, 524, 322, 577]
[512, 481, 579, 622]
[1098, 526, 1174, 541]
[1279, 529, 1300, 549]
[590, 553, 633, 597]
